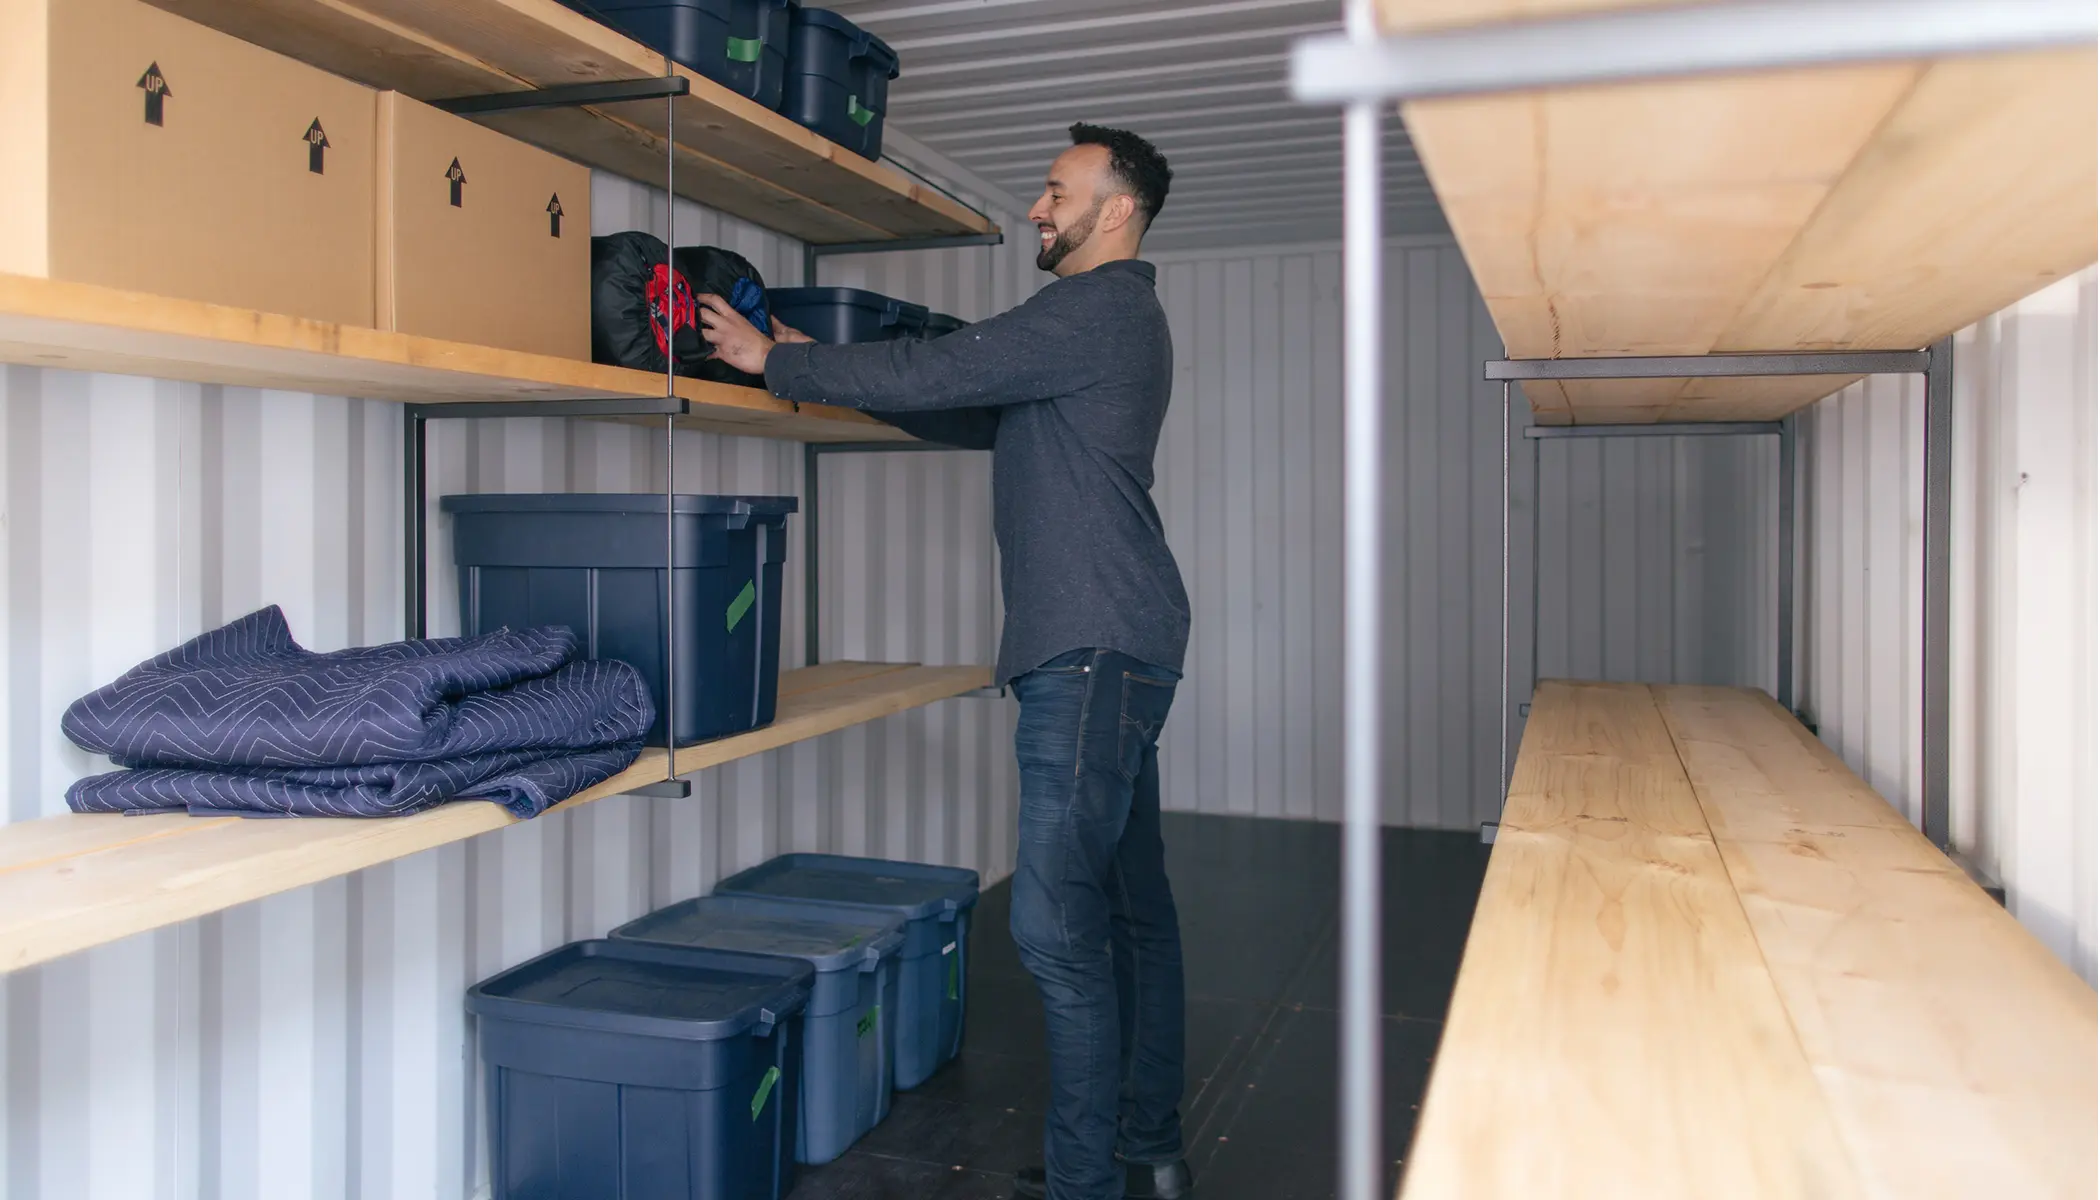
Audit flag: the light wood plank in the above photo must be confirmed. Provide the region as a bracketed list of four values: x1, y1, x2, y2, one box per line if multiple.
[0, 662, 989, 972]
[0, 272, 908, 442]
[1402, 680, 1864, 1199]
[1715, 50, 2098, 355]
[135, 0, 994, 243]
[1654, 685, 2099, 1199]
[1383, 0, 2097, 423]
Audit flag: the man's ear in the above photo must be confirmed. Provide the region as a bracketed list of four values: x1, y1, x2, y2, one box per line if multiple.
[1102, 192, 1138, 235]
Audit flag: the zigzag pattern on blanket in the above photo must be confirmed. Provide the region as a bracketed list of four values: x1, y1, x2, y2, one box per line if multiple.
[62, 607, 656, 819]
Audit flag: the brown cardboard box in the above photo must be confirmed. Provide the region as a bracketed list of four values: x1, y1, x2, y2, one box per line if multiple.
[378, 93, 591, 360]
[0, 0, 376, 327]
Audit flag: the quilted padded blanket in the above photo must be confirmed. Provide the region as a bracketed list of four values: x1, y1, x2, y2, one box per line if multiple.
[63, 607, 655, 819]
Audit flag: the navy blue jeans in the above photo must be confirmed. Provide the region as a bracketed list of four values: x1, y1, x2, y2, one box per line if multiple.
[1011, 648, 1185, 1200]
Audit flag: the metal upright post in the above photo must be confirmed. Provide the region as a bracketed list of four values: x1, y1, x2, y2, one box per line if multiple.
[1778, 416, 1798, 712]
[1338, 1, 1384, 1196]
[403, 411, 427, 639]
[1922, 335, 1955, 848]
[1529, 428, 1541, 710]
[1499, 381, 1512, 799]
[662, 63, 680, 786]
[804, 442, 822, 666]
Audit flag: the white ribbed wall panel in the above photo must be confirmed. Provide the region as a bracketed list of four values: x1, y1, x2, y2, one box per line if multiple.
[1142, 238, 1779, 832]
[1800, 268, 2099, 983]
[0, 171, 1023, 1199]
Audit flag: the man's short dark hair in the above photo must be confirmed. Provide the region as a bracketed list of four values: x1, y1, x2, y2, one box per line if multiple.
[1069, 123, 1172, 229]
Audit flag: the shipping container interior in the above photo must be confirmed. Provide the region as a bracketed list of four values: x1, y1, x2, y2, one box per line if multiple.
[0, 0, 2094, 1198]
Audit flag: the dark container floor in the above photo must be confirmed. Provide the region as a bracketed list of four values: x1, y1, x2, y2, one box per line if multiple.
[787, 813, 1491, 1200]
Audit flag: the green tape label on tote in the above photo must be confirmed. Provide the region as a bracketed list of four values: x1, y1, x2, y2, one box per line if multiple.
[847, 95, 875, 127]
[857, 1005, 880, 1038]
[726, 579, 757, 633]
[751, 1065, 781, 1121]
[727, 36, 764, 62]
[944, 942, 958, 1000]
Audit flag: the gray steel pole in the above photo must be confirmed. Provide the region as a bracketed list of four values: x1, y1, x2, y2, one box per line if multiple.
[1293, 0, 2097, 104]
[1778, 417, 1797, 712]
[664, 63, 680, 782]
[1923, 337, 1955, 846]
[1500, 381, 1512, 799]
[1530, 433, 1542, 706]
[1338, 1, 1384, 1195]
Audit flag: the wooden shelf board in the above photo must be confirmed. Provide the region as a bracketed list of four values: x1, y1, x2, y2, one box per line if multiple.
[1383, 0, 2097, 423]
[1404, 677, 2097, 1197]
[0, 273, 909, 443]
[1653, 684, 2097, 1198]
[137, 0, 996, 244]
[0, 661, 991, 974]
[1402, 679, 1861, 1198]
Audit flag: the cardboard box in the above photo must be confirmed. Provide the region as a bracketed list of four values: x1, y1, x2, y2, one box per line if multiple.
[0, 0, 377, 326]
[378, 93, 591, 360]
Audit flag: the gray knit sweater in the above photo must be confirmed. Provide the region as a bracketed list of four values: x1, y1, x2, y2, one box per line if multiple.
[763, 259, 1190, 685]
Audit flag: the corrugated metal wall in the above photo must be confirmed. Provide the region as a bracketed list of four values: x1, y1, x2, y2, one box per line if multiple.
[1800, 268, 2099, 983]
[0, 172, 1025, 1199]
[1132, 238, 1779, 831]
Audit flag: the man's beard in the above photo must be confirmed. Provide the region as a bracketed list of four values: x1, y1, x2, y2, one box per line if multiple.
[1036, 199, 1103, 271]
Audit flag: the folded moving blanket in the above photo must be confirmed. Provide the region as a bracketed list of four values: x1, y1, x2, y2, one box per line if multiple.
[63, 606, 655, 819]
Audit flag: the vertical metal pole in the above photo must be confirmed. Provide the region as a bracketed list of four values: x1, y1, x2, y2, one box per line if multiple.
[1338, 1, 1383, 1195]
[403, 410, 427, 639]
[804, 442, 822, 667]
[804, 243, 821, 288]
[665, 415, 679, 775]
[1922, 337, 1955, 846]
[1530, 431, 1542, 700]
[1778, 416, 1797, 712]
[662, 62, 680, 781]
[1499, 381, 1512, 798]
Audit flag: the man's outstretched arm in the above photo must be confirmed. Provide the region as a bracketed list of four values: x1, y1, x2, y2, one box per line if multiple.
[699, 289, 1098, 414]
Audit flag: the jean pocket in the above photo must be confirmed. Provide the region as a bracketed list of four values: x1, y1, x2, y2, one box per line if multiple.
[1115, 671, 1177, 780]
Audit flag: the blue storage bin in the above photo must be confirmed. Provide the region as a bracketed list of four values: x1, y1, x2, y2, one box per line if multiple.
[768, 287, 928, 344]
[613, 896, 906, 1164]
[561, 0, 797, 109]
[781, 7, 898, 160]
[712, 854, 979, 1089]
[441, 493, 797, 747]
[467, 939, 811, 1200]
[920, 312, 969, 339]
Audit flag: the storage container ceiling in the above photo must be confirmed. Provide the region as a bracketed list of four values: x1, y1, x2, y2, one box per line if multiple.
[829, 0, 1445, 251]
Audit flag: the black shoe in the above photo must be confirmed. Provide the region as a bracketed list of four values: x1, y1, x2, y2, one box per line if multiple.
[1012, 1160, 1194, 1199]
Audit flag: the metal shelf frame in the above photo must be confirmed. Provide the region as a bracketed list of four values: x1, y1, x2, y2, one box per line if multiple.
[1288, 2, 2093, 1194]
[1489, 346, 1954, 851]
[401, 93, 1012, 803]
[795, 232, 1006, 698]
[402, 70, 695, 800]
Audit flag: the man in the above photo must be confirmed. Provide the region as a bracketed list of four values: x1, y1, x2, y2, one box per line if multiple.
[699, 123, 1194, 1200]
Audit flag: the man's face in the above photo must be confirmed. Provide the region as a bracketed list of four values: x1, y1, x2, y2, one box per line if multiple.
[1028, 145, 1111, 274]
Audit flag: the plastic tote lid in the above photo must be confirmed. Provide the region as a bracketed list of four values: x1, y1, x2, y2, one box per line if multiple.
[439, 493, 799, 517]
[715, 853, 982, 921]
[793, 8, 900, 77]
[613, 895, 907, 973]
[466, 939, 813, 1041]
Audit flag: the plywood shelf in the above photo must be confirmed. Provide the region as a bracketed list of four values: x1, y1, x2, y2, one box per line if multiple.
[1402, 678, 2097, 1198]
[1382, 0, 2098, 424]
[0, 662, 991, 974]
[0, 273, 910, 443]
[136, 0, 996, 245]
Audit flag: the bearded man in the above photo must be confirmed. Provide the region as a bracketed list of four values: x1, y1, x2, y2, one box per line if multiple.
[700, 122, 1193, 1200]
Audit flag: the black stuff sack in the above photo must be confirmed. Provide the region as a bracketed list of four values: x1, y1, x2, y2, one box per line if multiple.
[589, 232, 706, 375]
[674, 245, 772, 387]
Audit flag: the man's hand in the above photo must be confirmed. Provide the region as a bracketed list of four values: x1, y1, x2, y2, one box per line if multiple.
[698, 294, 776, 375]
[772, 317, 816, 345]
